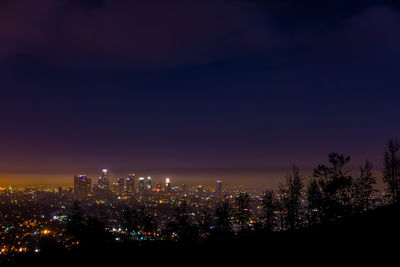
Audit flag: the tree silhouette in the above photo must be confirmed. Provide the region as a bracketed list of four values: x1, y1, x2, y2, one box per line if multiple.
[170, 201, 199, 242]
[313, 153, 353, 221]
[276, 186, 286, 230]
[122, 206, 157, 240]
[352, 160, 377, 214]
[66, 200, 86, 244]
[197, 206, 213, 239]
[261, 190, 276, 232]
[235, 192, 251, 233]
[122, 208, 136, 235]
[212, 196, 233, 240]
[307, 178, 323, 225]
[383, 138, 400, 204]
[83, 216, 113, 245]
[281, 166, 304, 230]
[137, 206, 157, 239]
[66, 200, 113, 247]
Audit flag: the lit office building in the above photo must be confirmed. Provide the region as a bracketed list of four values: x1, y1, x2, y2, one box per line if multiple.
[216, 180, 223, 198]
[98, 169, 110, 190]
[165, 178, 171, 191]
[138, 177, 145, 192]
[74, 175, 91, 197]
[197, 185, 204, 196]
[147, 176, 152, 190]
[117, 178, 125, 195]
[126, 173, 135, 194]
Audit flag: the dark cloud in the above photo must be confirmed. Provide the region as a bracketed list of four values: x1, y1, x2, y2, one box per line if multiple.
[0, 0, 279, 67]
[1, 0, 399, 69]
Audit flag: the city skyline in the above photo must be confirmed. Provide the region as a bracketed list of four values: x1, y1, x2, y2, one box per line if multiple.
[1, 1, 400, 263]
[0, 165, 387, 189]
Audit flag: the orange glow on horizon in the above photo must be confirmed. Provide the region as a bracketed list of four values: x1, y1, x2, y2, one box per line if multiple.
[0, 173, 72, 188]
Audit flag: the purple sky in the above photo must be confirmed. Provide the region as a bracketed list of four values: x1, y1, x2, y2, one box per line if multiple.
[1, 0, 400, 187]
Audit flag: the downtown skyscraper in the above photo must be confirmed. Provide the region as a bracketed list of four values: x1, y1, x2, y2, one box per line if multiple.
[98, 169, 110, 190]
[216, 180, 223, 198]
[73, 175, 91, 197]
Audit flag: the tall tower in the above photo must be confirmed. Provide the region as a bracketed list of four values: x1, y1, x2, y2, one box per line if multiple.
[138, 177, 145, 192]
[98, 169, 110, 190]
[197, 185, 204, 196]
[147, 176, 152, 190]
[216, 180, 223, 199]
[126, 173, 135, 194]
[165, 178, 171, 191]
[117, 178, 125, 196]
[74, 175, 91, 197]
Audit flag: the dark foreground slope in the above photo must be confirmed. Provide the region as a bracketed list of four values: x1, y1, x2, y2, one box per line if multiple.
[4, 204, 400, 266]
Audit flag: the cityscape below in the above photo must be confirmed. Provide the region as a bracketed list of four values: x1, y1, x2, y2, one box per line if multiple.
[0, 151, 394, 260]
[2, 0, 400, 264]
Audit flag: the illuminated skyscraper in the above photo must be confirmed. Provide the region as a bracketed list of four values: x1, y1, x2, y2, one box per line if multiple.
[126, 173, 135, 194]
[197, 185, 204, 196]
[165, 178, 171, 191]
[112, 182, 118, 193]
[74, 175, 91, 197]
[138, 177, 145, 192]
[147, 176, 152, 190]
[216, 180, 223, 198]
[98, 169, 110, 190]
[117, 178, 125, 196]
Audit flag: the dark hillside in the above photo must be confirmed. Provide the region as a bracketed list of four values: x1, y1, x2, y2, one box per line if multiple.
[4, 204, 399, 266]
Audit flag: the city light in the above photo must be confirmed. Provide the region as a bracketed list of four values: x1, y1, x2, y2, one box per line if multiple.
[0, 0, 398, 263]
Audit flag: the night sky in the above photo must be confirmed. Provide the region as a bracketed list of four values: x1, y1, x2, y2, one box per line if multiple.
[1, 0, 400, 187]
